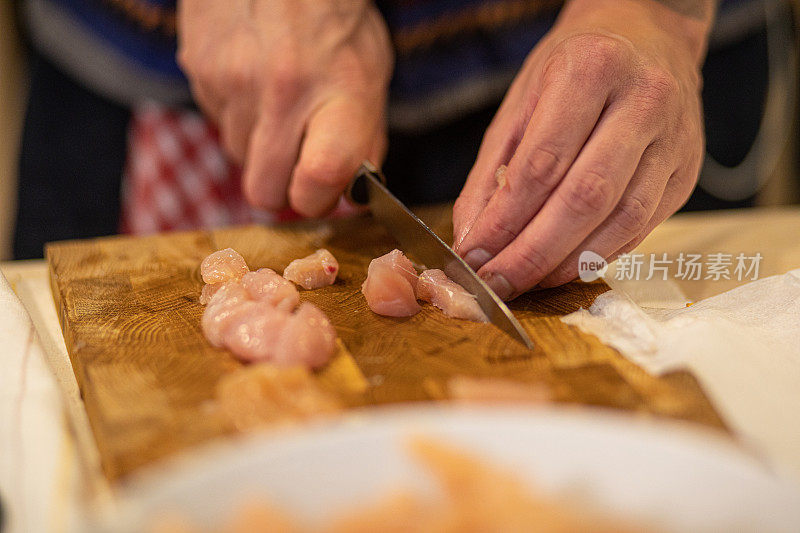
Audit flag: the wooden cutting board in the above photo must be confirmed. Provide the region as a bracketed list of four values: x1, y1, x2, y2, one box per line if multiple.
[46, 208, 725, 481]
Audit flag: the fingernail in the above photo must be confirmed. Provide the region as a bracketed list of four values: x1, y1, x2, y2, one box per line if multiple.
[480, 271, 514, 300]
[463, 248, 492, 270]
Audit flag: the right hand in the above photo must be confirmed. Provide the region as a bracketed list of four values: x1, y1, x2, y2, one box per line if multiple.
[177, 0, 393, 217]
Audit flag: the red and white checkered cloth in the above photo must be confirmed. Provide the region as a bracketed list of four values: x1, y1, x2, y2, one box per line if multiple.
[120, 102, 300, 235]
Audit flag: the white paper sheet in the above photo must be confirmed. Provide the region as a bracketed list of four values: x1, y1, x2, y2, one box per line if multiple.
[0, 271, 67, 533]
[563, 269, 800, 479]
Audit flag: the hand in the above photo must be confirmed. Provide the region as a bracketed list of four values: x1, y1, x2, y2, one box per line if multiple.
[177, 0, 393, 217]
[452, 0, 714, 299]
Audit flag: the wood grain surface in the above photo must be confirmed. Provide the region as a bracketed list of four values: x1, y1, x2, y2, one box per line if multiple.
[46, 208, 725, 481]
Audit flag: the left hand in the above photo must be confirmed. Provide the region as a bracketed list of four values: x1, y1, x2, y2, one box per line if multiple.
[452, 0, 714, 299]
[177, 0, 393, 218]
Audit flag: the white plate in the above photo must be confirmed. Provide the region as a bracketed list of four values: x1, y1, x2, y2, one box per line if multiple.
[92, 406, 800, 532]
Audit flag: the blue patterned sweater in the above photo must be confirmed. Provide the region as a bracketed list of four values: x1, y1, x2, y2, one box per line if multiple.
[23, 0, 765, 130]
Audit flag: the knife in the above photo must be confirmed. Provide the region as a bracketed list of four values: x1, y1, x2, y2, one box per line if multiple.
[347, 161, 534, 349]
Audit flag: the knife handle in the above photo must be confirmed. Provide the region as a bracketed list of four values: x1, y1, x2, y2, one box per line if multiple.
[345, 160, 386, 206]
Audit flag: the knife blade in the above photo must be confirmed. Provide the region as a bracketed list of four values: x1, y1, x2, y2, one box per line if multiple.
[347, 161, 534, 349]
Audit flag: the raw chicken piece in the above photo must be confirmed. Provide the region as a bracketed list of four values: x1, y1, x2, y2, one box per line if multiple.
[201, 282, 336, 367]
[283, 249, 339, 290]
[495, 164, 508, 188]
[205, 280, 250, 310]
[199, 282, 222, 305]
[416, 269, 488, 322]
[200, 248, 249, 284]
[241, 268, 300, 312]
[215, 364, 341, 431]
[198, 247, 339, 369]
[201, 282, 251, 346]
[219, 301, 290, 363]
[447, 376, 551, 404]
[361, 249, 420, 317]
[273, 302, 338, 369]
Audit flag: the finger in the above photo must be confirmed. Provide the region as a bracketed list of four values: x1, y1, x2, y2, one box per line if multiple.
[455, 70, 613, 270]
[452, 74, 538, 250]
[189, 82, 223, 122]
[288, 96, 381, 218]
[367, 112, 389, 167]
[476, 111, 650, 300]
[609, 162, 701, 262]
[219, 100, 257, 164]
[340, 115, 387, 216]
[241, 111, 305, 211]
[536, 145, 672, 287]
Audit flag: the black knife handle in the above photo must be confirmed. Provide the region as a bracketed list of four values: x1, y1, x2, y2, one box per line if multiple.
[345, 160, 386, 206]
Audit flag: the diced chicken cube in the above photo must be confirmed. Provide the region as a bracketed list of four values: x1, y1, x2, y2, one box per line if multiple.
[416, 269, 488, 322]
[199, 282, 222, 305]
[241, 268, 300, 312]
[273, 302, 338, 369]
[283, 249, 339, 290]
[361, 249, 420, 317]
[198, 248, 339, 369]
[217, 301, 290, 363]
[200, 248, 249, 284]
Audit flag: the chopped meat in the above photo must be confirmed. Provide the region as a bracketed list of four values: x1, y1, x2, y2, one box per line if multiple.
[198, 249, 338, 368]
[215, 364, 341, 431]
[272, 302, 338, 369]
[217, 301, 290, 363]
[201, 282, 252, 347]
[495, 164, 508, 188]
[206, 280, 251, 309]
[361, 249, 421, 317]
[200, 248, 249, 284]
[447, 376, 551, 404]
[199, 282, 222, 305]
[202, 297, 336, 367]
[416, 269, 488, 322]
[241, 268, 300, 312]
[283, 249, 339, 290]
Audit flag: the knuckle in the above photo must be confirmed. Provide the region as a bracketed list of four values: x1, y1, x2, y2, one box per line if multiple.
[562, 170, 614, 216]
[297, 154, 354, 190]
[550, 34, 629, 83]
[544, 264, 577, 287]
[242, 178, 286, 212]
[541, 47, 570, 85]
[582, 35, 628, 70]
[268, 59, 307, 99]
[636, 67, 680, 107]
[615, 195, 651, 232]
[225, 62, 255, 93]
[516, 145, 562, 190]
[289, 194, 326, 219]
[220, 131, 245, 164]
[511, 244, 551, 281]
[486, 214, 520, 244]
